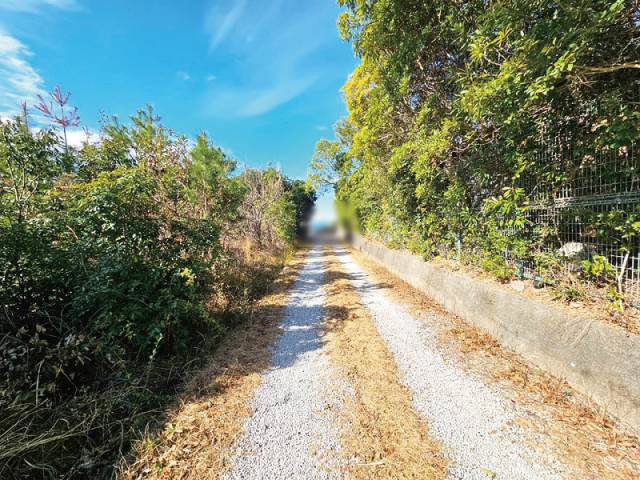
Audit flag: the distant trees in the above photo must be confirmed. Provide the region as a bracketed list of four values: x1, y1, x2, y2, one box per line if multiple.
[236, 169, 316, 249]
[285, 178, 317, 237]
[188, 132, 244, 223]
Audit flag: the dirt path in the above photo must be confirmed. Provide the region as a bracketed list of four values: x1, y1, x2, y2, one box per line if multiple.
[123, 244, 640, 480]
[348, 245, 640, 480]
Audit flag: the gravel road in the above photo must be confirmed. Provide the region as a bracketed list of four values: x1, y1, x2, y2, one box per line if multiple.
[222, 248, 346, 480]
[335, 246, 567, 480]
[222, 245, 575, 479]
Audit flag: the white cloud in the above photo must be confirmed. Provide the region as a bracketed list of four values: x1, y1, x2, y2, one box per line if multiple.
[207, 75, 317, 117]
[241, 78, 316, 116]
[206, 74, 216, 82]
[0, 0, 79, 13]
[202, 0, 334, 118]
[205, 0, 247, 49]
[65, 128, 100, 148]
[315, 125, 328, 131]
[0, 0, 82, 118]
[176, 71, 191, 81]
[0, 29, 46, 118]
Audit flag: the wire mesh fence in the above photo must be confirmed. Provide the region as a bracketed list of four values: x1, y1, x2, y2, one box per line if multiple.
[374, 129, 640, 308]
[511, 140, 639, 305]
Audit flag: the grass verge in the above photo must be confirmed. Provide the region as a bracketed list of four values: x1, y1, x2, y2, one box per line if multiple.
[322, 247, 448, 479]
[0, 245, 293, 479]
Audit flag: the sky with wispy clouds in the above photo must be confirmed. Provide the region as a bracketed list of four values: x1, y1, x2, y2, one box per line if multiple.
[0, 0, 356, 222]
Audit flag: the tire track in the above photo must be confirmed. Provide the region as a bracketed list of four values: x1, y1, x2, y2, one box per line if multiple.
[222, 247, 347, 480]
[335, 245, 567, 480]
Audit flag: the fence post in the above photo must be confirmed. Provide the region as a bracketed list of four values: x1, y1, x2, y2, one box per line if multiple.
[455, 232, 462, 262]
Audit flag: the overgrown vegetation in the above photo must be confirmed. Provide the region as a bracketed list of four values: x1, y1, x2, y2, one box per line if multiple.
[311, 0, 640, 313]
[0, 92, 315, 478]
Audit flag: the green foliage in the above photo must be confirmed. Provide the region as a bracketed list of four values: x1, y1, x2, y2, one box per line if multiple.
[0, 104, 315, 477]
[484, 188, 529, 230]
[591, 209, 640, 253]
[307, 139, 343, 189]
[480, 255, 514, 283]
[317, 0, 639, 289]
[582, 255, 616, 285]
[187, 132, 244, 223]
[553, 284, 587, 303]
[534, 252, 565, 281]
[237, 168, 315, 249]
[285, 179, 317, 237]
[270, 196, 297, 246]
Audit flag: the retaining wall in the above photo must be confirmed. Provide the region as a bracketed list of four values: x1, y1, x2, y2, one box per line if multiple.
[352, 234, 640, 433]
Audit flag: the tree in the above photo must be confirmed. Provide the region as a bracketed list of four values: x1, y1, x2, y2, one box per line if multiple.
[285, 179, 317, 237]
[307, 118, 357, 191]
[34, 85, 80, 158]
[188, 132, 244, 223]
[324, 0, 640, 292]
[0, 100, 317, 477]
[238, 168, 287, 247]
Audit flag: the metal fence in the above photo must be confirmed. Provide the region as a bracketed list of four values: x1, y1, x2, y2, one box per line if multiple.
[512, 140, 639, 304]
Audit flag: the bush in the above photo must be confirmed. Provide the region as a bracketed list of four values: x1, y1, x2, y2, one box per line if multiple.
[480, 256, 514, 283]
[235, 168, 316, 251]
[582, 255, 616, 286]
[0, 103, 315, 477]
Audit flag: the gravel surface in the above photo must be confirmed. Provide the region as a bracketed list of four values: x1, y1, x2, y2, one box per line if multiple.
[336, 246, 567, 480]
[223, 248, 346, 480]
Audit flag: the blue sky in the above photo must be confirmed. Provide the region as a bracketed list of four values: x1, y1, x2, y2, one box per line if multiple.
[0, 0, 355, 222]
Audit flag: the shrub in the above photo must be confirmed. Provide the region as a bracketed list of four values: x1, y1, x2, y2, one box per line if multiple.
[480, 255, 514, 283]
[235, 168, 315, 251]
[0, 101, 315, 477]
[582, 255, 616, 286]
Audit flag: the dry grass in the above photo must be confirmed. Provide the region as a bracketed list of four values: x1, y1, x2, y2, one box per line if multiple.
[118, 248, 308, 480]
[322, 247, 448, 480]
[350, 247, 640, 480]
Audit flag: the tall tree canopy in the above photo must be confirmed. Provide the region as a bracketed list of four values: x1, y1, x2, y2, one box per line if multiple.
[311, 0, 640, 297]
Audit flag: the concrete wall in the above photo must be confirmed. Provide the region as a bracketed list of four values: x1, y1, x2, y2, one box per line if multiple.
[352, 234, 640, 433]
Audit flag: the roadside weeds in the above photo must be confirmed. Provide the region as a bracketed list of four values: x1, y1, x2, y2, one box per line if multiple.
[119, 249, 308, 480]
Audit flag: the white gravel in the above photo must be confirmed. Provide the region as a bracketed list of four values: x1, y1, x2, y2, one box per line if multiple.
[336, 246, 567, 480]
[223, 248, 345, 480]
